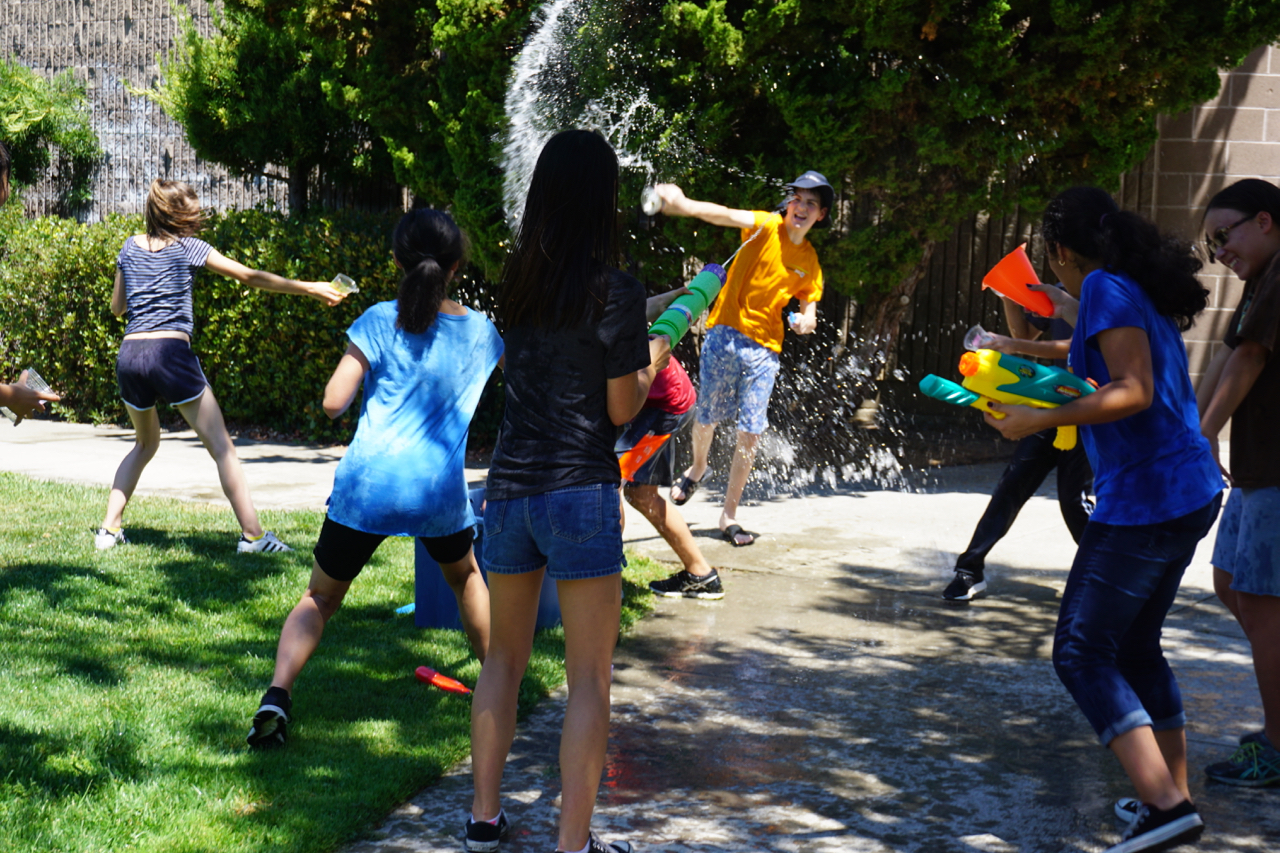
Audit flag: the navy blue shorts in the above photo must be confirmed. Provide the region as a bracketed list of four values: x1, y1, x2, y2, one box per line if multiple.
[616, 407, 693, 487]
[314, 516, 475, 583]
[116, 338, 209, 411]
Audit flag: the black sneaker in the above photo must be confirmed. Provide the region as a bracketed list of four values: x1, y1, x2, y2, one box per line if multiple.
[1105, 800, 1203, 853]
[464, 811, 509, 853]
[1205, 737, 1280, 786]
[246, 687, 291, 749]
[942, 570, 986, 602]
[583, 832, 633, 853]
[648, 569, 724, 600]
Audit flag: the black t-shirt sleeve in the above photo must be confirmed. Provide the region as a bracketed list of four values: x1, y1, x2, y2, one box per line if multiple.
[601, 271, 652, 380]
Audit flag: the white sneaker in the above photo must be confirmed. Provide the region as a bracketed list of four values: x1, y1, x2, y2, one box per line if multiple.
[94, 527, 127, 550]
[237, 531, 293, 553]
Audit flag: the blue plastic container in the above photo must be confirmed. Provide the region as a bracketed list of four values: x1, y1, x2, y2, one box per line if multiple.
[414, 488, 562, 630]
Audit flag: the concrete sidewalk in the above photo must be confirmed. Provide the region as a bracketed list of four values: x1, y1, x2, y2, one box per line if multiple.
[1, 420, 1275, 851]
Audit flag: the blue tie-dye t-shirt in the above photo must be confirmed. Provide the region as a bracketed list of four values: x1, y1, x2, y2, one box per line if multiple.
[326, 301, 503, 537]
[1068, 269, 1221, 525]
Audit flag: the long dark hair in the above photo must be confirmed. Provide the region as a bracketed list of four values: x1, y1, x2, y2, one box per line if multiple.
[392, 208, 466, 334]
[1205, 178, 1280, 228]
[498, 129, 620, 329]
[1042, 186, 1207, 331]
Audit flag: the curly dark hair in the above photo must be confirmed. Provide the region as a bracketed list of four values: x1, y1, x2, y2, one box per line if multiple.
[1042, 186, 1207, 331]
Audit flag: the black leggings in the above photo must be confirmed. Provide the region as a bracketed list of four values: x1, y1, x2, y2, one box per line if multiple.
[313, 516, 474, 582]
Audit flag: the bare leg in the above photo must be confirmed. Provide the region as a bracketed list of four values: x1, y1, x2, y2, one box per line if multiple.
[1215, 566, 1243, 622]
[1235, 590, 1280, 745]
[437, 545, 491, 663]
[471, 569, 543, 822]
[555, 572, 622, 852]
[672, 420, 716, 503]
[270, 560, 352, 692]
[624, 484, 712, 576]
[101, 405, 162, 529]
[1154, 727, 1191, 802]
[720, 429, 760, 545]
[174, 387, 264, 538]
[1109, 726, 1186, 811]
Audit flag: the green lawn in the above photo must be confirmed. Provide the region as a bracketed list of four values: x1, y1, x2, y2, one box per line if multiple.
[0, 472, 667, 853]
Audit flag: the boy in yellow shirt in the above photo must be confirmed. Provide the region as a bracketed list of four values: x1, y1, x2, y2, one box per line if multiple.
[654, 172, 830, 544]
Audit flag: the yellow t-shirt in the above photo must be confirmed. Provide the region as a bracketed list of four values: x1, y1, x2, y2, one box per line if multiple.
[706, 211, 824, 353]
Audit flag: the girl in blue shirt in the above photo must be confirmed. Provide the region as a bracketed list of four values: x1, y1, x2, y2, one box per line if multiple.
[985, 187, 1221, 853]
[247, 209, 502, 749]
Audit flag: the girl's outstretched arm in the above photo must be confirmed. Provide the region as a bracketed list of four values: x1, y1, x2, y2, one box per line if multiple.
[323, 344, 370, 419]
[204, 249, 347, 306]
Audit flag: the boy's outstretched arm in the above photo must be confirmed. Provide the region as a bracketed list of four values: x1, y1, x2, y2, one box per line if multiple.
[653, 184, 755, 230]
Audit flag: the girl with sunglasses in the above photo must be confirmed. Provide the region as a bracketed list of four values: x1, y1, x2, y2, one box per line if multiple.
[1196, 178, 1280, 788]
[984, 187, 1221, 853]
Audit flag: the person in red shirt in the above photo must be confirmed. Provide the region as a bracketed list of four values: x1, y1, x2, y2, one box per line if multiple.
[616, 355, 723, 598]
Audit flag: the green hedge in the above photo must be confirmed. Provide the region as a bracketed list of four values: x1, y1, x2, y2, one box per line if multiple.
[0, 207, 504, 445]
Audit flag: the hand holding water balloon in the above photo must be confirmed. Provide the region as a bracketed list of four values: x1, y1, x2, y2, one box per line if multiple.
[0, 370, 60, 424]
[652, 183, 690, 217]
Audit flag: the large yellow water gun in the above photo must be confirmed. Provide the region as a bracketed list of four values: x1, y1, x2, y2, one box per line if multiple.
[918, 350, 1095, 450]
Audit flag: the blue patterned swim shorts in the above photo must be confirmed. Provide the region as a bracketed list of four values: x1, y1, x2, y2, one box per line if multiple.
[695, 324, 780, 435]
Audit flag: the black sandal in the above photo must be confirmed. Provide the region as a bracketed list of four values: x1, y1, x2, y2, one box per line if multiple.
[670, 470, 709, 506]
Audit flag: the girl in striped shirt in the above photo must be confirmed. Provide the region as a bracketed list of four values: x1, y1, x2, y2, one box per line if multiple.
[95, 179, 346, 553]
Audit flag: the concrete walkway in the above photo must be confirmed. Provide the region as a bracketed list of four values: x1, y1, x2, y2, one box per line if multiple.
[1, 420, 1275, 851]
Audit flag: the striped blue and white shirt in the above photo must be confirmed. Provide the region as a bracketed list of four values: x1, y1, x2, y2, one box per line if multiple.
[117, 236, 213, 336]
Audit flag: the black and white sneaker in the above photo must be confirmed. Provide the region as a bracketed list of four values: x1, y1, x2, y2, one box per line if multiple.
[583, 832, 633, 853]
[1114, 796, 1141, 824]
[942, 570, 986, 602]
[464, 810, 509, 852]
[237, 531, 293, 554]
[648, 569, 725, 600]
[1105, 800, 1203, 853]
[94, 527, 128, 550]
[246, 687, 291, 749]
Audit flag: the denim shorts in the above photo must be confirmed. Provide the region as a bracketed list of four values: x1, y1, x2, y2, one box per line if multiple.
[616, 407, 693, 487]
[116, 338, 209, 410]
[696, 324, 780, 435]
[482, 483, 624, 580]
[1211, 487, 1280, 597]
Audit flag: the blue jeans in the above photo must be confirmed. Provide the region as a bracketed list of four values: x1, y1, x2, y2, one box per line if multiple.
[1053, 493, 1221, 745]
[482, 483, 624, 581]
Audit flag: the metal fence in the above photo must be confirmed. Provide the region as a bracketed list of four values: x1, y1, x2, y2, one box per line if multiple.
[0, 0, 396, 220]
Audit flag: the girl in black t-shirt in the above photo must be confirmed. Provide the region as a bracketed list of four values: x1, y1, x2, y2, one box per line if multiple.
[465, 130, 668, 853]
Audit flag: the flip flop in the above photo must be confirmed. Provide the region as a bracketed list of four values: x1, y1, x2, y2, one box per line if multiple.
[670, 470, 710, 506]
[721, 524, 755, 547]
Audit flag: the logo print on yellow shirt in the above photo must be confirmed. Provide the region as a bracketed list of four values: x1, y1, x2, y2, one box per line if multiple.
[788, 266, 808, 278]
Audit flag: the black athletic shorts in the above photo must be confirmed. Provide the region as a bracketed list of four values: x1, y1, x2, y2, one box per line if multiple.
[116, 338, 209, 410]
[616, 407, 693, 487]
[313, 516, 475, 583]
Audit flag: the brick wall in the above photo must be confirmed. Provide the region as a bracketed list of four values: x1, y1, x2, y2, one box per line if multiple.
[1152, 44, 1280, 383]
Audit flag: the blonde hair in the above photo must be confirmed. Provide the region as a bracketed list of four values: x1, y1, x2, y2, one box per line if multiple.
[144, 179, 205, 240]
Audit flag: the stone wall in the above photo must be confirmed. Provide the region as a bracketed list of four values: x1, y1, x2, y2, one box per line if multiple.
[1151, 43, 1280, 383]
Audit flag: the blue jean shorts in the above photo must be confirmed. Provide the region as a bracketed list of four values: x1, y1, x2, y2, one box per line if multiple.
[482, 483, 624, 580]
[696, 324, 780, 435]
[1211, 486, 1280, 597]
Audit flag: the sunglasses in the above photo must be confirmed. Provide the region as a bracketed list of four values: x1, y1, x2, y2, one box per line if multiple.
[1204, 212, 1256, 255]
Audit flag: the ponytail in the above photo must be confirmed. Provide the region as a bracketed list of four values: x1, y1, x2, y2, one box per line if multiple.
[391, 209, 467, 335]
[1042, 187, 1207, 331]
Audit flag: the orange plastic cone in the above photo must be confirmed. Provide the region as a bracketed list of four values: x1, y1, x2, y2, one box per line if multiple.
[981, 244, 1054, 317]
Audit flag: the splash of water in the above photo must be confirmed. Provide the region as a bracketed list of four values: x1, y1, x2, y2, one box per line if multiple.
[500, 0, 921, 493]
